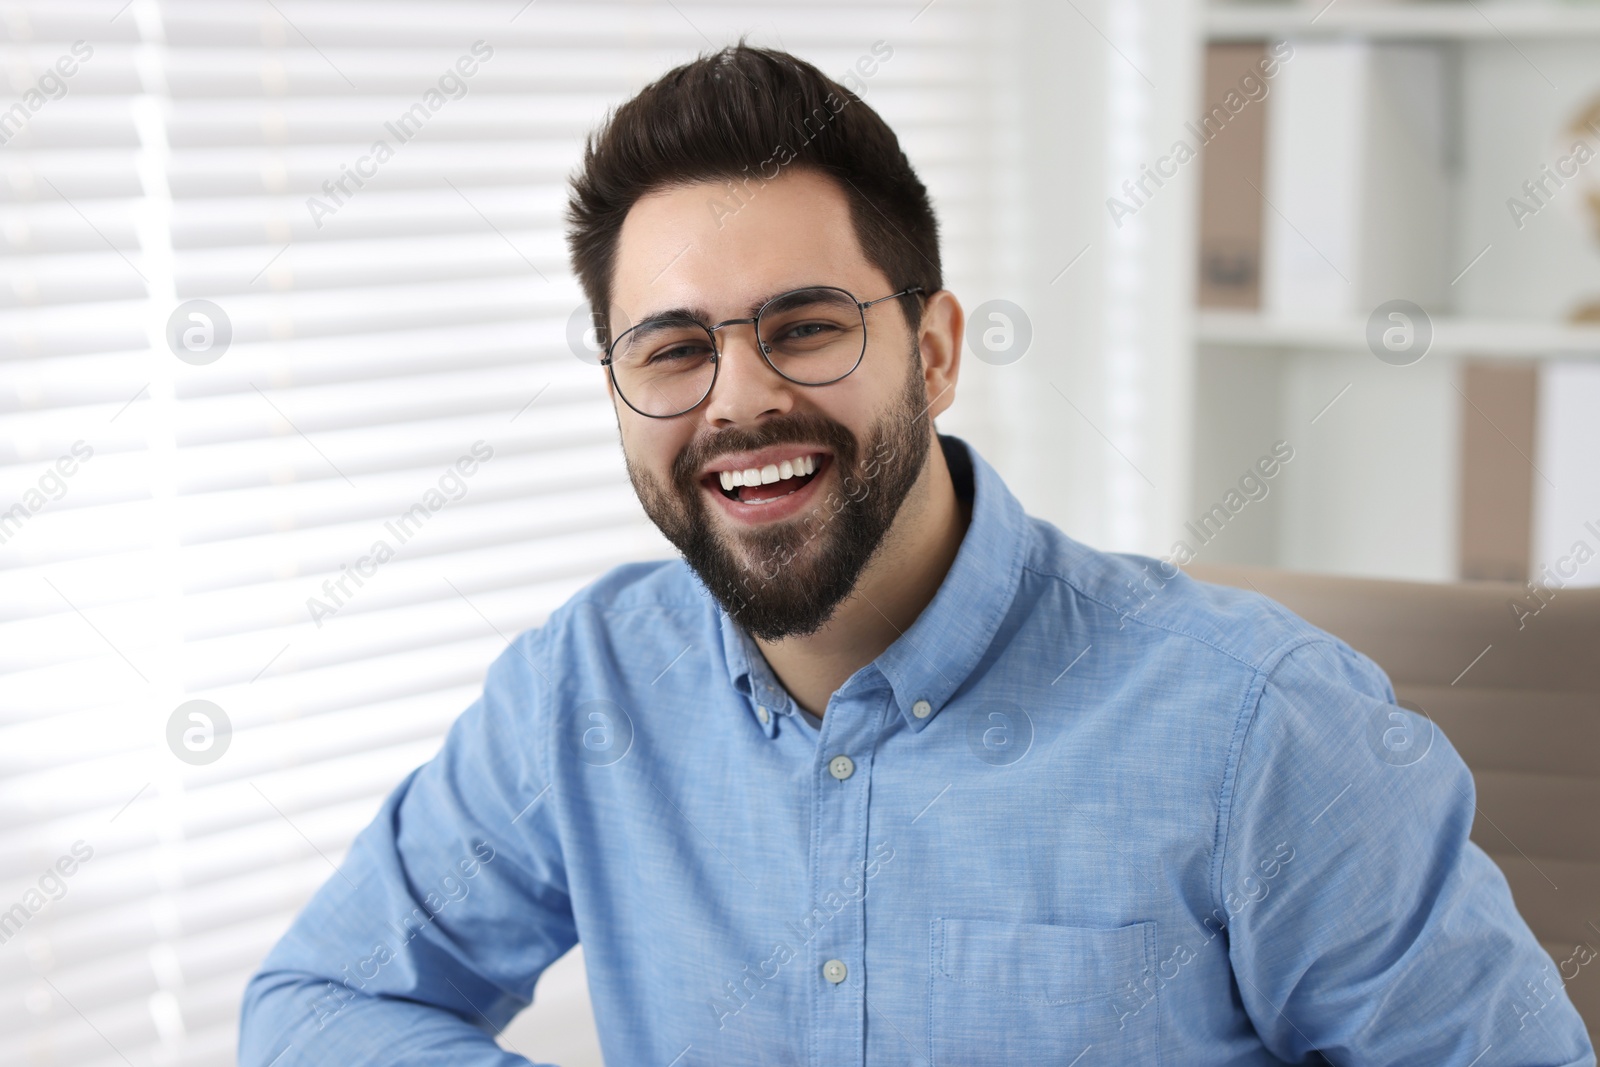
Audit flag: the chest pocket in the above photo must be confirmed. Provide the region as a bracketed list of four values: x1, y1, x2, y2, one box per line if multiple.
[929, 917, 1159, 1066]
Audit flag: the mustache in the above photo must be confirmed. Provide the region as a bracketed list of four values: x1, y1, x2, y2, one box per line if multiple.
[674, 414, 857, 488]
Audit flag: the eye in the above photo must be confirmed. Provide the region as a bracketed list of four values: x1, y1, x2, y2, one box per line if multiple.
[782, 321, 837, 340]
[646, 341, 714, 365]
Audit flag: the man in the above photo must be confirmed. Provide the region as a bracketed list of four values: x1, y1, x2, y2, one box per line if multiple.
[240, 44, 1595, 1066]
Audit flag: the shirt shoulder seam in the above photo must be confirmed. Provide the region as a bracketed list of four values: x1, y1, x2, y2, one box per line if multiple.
[1210, 635, 1355, 923]
[571, 592, 706, 622]
[1018, 561, 1283, 674]
[506, 624, 558, 821]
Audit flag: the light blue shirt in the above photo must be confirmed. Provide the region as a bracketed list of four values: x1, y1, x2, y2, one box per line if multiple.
[240, 433, 1595, 1066]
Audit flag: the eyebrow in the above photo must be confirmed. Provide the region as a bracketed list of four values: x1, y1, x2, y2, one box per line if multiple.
[632, 305, 719, 327]
[632, 285, 824, 327]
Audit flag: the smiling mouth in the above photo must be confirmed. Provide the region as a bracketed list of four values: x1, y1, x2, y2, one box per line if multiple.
[702, 453, 830, 505]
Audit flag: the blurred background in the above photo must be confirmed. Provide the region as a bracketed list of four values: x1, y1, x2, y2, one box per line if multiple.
[2, 0, 1598, 1064]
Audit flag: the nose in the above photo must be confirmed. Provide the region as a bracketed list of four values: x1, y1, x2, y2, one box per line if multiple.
[699, 322, 795, 426]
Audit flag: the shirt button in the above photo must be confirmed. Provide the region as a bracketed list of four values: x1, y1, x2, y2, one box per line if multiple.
[828, 754, 854, 780]
[912, 699, 932, 719]
[822, 959, 847, 984]
[756, 705, 770, 725]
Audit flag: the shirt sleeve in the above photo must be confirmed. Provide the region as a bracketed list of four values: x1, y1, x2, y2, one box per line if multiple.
[1219, 637, 1596, 1067]
[238, 628, 576, 1067]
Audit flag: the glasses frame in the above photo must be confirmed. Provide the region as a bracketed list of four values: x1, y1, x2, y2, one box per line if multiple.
[601, 284, 927, 419]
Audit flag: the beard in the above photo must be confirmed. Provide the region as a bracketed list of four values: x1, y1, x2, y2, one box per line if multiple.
[623, 340, 932, 641]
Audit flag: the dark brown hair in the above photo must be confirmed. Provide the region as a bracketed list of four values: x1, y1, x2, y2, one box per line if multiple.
[564, 40, 941, 339]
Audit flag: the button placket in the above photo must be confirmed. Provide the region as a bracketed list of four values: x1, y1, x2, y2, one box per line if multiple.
[805, 687, 887, 1064]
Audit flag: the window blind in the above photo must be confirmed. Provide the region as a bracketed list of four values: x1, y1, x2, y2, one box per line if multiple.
[0, 1, 1002, 1064]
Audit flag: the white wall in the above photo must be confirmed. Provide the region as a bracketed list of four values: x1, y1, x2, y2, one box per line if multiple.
[966, 0, 1201, 558]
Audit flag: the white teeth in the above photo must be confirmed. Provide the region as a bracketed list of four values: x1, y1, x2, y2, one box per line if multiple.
[713, 453, 821, 495]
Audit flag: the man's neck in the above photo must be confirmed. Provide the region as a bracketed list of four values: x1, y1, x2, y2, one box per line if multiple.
[753, 437, 972, 718]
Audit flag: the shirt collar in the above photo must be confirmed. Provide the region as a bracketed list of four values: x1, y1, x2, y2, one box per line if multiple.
[709, 432, 1028, 737]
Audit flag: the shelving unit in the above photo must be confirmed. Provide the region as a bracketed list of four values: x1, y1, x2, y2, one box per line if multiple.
[1197, 310, 1600, 358]
[1187, 3, 1600, 585]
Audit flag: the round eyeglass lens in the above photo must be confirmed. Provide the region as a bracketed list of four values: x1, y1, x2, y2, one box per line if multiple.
[610, 316, 718, 417]
[756, 287, 866, 385]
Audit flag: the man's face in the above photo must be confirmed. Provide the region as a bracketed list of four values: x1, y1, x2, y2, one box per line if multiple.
[607, 168, 935, 641]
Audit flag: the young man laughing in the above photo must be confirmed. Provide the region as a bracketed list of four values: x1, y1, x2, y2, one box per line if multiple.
[241, 45, 1595, 1067]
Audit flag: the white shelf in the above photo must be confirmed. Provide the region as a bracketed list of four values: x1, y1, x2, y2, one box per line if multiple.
[1207, 2, 1600, 41]
[1196, 309, 1600, 357]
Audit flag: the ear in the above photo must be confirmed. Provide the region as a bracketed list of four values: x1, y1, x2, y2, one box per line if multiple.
[917, 289, 962, 421]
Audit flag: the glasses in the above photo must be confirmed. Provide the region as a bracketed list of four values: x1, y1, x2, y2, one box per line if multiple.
[601, 284, 925, 419]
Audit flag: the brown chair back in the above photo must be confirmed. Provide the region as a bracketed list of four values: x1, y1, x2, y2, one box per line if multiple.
[1185, 562, 1600, 1041]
